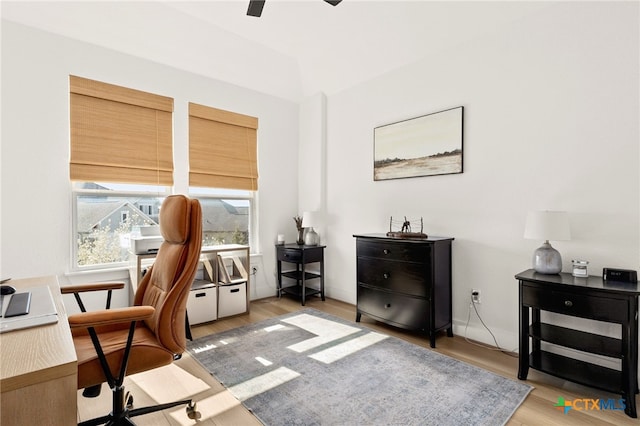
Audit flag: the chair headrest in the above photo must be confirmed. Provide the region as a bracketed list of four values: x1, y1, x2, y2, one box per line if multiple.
[160, 195, 191, 244]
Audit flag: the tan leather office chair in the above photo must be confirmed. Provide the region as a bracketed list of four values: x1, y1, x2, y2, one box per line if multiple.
[62, 195, 202, 426]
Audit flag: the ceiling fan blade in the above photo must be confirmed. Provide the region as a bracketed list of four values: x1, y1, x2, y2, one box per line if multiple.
[247, 0, 265, 17]
[247, 0, 339, 18]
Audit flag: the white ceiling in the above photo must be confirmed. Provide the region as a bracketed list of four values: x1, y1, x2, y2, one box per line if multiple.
[1, 1, 552, 101]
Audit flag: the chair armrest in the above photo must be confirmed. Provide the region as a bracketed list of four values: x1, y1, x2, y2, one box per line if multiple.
[68, 306, 154, 329]
[60, 282, 125, 294]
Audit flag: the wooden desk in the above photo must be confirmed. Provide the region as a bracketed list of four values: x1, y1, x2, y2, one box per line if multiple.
[0, 276, 77, 425]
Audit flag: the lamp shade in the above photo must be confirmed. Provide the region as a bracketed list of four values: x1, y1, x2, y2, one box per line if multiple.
[524, 211, 570, 241]
[302, 211, 317, 228]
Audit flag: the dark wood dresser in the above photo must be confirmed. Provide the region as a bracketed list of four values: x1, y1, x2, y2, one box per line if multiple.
[517, 269, 639, 418]
[353, 233, 454, 348]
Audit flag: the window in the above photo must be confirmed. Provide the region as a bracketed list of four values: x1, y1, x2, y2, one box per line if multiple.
[69, 76, 174, 269]
[73, 183, 168, 269]
[138, 203, 153, 215]
[189, 103, 258, 250]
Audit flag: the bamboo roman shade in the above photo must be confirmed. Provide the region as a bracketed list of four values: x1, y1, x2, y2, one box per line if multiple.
[189, 102, 258, 191]
[69, 75, 174, 185]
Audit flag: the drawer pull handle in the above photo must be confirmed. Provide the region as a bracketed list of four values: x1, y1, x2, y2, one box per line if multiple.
[195, 292, 206, 298]
[383, 249, 390, 255]
[383, 273, 390, 279]
[564, 300, 573, 307]
[230, 288, 240, 293]
[384, 303, 391, 309]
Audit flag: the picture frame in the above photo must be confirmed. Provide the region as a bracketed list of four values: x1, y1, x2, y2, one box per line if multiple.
[374, 106, 463, 181]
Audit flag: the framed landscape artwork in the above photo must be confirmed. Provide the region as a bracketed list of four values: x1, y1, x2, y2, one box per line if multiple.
[374, 106, 463, 181]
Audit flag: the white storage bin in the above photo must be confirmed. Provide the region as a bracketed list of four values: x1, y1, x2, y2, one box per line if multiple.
[187, 280, 217, 325]
[218, 282, 247, 318]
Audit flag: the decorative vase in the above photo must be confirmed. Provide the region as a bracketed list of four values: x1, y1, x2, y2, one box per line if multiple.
[296, 228, 305, 245]
[304, 227, 319, 246]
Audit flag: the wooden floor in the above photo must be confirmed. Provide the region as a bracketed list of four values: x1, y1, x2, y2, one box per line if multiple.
[77, 296, 637, 425]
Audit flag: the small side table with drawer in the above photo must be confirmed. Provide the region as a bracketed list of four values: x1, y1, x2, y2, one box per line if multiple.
[517, 269, 639, 418]
[276, 244, 325, 305]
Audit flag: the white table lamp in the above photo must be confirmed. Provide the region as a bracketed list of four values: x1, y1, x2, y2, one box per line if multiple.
[524, 211, 570, 274]
[302, 211, 320, 246]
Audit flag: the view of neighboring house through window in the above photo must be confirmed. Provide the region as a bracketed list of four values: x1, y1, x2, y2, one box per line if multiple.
[73, 184, 254, 268]
[190, 187, 253, 248]
[73, 183, 167, 268]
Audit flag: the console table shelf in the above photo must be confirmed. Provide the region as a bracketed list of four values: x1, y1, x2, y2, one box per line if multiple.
[529, 323, 622, 358]
[517, 269, 639, 418]
[281, 270, 322, 281]
[529, 350, 621, 395]
[279, 283, 322, 299]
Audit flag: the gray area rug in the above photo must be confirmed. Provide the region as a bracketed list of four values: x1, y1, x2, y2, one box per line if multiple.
[187, 309, 532, 425]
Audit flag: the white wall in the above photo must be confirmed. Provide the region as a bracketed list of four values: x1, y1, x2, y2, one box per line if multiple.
[0, 21, 299, 303]
[1, 2, 638, 362]
[320, 2, 639, 353]
[298, 93, 327, 241]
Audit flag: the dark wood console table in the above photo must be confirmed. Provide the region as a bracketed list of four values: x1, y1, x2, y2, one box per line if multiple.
[354, 233, 454, 348]
[517, 269, 639, 418]
[276, 244, 325, 306]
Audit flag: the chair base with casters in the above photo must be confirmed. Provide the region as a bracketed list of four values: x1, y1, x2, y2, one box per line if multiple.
[80, 384, 199, 426]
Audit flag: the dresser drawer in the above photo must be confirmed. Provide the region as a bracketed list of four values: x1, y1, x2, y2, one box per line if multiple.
[357, 257, 429, 298]
[356, 239, 430, 263]
[357, 285, 429, 330]
[522, 285, 628, 323]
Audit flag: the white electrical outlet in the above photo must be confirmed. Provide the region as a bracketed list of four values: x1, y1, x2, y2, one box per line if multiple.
[471, 289, 481, 304]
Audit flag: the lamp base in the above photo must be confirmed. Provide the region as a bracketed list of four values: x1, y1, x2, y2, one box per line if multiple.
[532, 241, 562, 274]
[304, 227, 319, 246]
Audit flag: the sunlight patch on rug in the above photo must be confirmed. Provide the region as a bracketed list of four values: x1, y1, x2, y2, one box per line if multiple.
[310, 331, 389, 364]
[229, 366, 301, 401]
[191, 343, 217, 354]
[255, 356, 273, 366]
[282, 313, 361, 352]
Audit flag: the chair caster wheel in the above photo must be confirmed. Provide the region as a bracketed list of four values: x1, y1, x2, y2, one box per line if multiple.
[125, 391, 133, 409]
[186, 401, 201, 420]
[82, 384, 102, 398]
